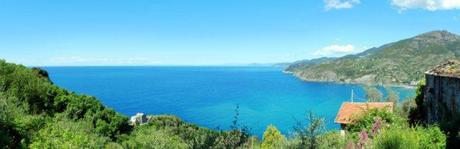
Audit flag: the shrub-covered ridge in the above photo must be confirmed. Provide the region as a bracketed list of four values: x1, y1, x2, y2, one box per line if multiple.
[0, 59, 449, 148]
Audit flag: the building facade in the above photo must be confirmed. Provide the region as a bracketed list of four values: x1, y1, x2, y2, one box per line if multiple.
[425, 60, 460, 123]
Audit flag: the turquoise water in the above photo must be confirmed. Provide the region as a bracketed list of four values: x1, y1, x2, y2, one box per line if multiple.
[43, 66, 415, 137]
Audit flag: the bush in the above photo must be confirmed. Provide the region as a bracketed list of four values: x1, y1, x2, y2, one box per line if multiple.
[373, 125, 446, 149]
[147, 115, 251, 148]
[147, 115, 221, 148]
[261, 125, 286, 149]
[416, 126, 446, 148]
[91, 108, 131, 139]
[121, 125, 187, 149]
[408, 80, 427, 125]
[373, 126, 419, 149]
[292, 112, 326, 149]
[347, 108, 404, 133]
[318, 131, 350, 149]
[29, 116, 109, 148]
[0, 94, 24, 148]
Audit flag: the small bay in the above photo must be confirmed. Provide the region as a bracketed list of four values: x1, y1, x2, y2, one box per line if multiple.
[44, 66, 415, 137]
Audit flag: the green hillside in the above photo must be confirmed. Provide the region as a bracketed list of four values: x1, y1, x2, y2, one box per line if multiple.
[286, 30, 460, 85]
[0, 60, 250, 148]
[0, 59, 449, 148]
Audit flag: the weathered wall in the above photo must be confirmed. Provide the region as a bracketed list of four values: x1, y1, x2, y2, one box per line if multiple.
[425, 74, 460, 123]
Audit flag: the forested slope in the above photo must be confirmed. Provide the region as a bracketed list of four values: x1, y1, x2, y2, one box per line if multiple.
[286, 30, 460, 85]
[0, 60, 249, 148]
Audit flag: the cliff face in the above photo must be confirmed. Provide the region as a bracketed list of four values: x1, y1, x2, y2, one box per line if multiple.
[286, 30, 460, 85]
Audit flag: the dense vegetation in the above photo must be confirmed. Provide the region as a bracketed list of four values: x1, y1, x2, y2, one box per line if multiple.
[0, 60, 450, 148]
[0, 60, 250, 148]
[286, 30, 460, 85]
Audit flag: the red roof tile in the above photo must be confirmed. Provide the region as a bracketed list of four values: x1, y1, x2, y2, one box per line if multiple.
[335, 102, 394, 124]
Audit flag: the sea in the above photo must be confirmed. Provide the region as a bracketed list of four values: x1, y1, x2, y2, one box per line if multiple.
[43, 66, 415, 137]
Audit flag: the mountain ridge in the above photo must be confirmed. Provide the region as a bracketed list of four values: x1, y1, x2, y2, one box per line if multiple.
[286, 30, 460, 86]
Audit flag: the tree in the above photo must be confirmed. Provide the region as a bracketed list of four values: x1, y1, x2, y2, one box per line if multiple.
[408, 80, 426, 125]
[385, 87, 399, 104]
[365, 86, 383, 102]
[0, 94, 23, 148]
[223, 104, 250, 148]
[261, 125, 286, 149]
[294, 112, 325, 149]
[92, 108, 131, 139]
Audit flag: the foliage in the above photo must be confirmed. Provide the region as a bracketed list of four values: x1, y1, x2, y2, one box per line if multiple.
[347, 108, 404, 133]
[29, 115, 109, 149]
[0, 59, 452, 148]
[416, 126, 447, 148]
[438, 112, 460, 148]
[292, 112, 326, 149]
[385, 87, 399, 104]
[344, 108, 446, 149]
[121, 125, 187, 149]
[373, 126, 420, 149]
[400, 97, 416, 119]
[143, 115, 251, 148]
[0, 94, 25, 148]
[286, 30, 460, 85]
[261, 125, 286, 149]
[408, 80, 427, 125]
[92, 108, 131, 139]
[373, 125, 446, 149]
[365, 86, 383, 102]
[317, 131, 350, 149]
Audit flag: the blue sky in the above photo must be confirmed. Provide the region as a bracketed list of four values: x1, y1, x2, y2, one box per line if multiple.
[1, 0, 460, 66]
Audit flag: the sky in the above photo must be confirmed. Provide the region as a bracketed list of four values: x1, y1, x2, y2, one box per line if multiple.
[1, 0, 460, 66]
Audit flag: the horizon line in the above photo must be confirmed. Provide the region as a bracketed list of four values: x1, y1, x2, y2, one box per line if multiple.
[28, 63, 290, 68]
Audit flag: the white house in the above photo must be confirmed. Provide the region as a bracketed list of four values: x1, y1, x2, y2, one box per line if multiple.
[130, 112, 148, 125]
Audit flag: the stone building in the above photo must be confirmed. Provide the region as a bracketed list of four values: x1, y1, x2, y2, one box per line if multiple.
[425, 60, 460, 123]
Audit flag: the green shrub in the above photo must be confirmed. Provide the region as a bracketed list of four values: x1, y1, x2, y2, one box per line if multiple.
[416, 126, 446, 148]
[121, 125, 187, 149]
[408, 80, 427, 125]
[292, 112, 326, 149]
[261, 125, 286, 149]
[373, 126, 419, 149]
[373, 125, 446, 149]
[318, 131, 349, 149]
[347, 108, 404, 133]
[29, 116, 109, 149]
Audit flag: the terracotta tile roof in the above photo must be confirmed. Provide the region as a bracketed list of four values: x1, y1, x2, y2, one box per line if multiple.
[335, 102, 394, 124]
[425, 60, 460, 77]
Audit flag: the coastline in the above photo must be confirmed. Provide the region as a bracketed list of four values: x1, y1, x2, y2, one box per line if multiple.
[285, 70, 417, 89]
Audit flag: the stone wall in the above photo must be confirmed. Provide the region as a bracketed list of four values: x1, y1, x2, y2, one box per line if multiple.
[425, 74, 460, 123]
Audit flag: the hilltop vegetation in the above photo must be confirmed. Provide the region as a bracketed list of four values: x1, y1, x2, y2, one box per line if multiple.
[0, 60, 250, 148]
[286, 30, 460, 85]
[0, 60, 448, 148]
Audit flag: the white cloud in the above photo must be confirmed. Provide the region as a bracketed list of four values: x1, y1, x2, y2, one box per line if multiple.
[391, 0, 460, 11]
[324, 0, 360, 10]
[312, 44, 363, 57]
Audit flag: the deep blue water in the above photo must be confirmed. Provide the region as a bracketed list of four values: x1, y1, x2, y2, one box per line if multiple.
[43, 66, 415, 137]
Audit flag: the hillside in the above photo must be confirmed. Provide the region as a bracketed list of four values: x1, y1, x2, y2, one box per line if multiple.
[0, 59, 450, 148]
[0, 60, 250, 148]
[286, 30, 460, 85]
